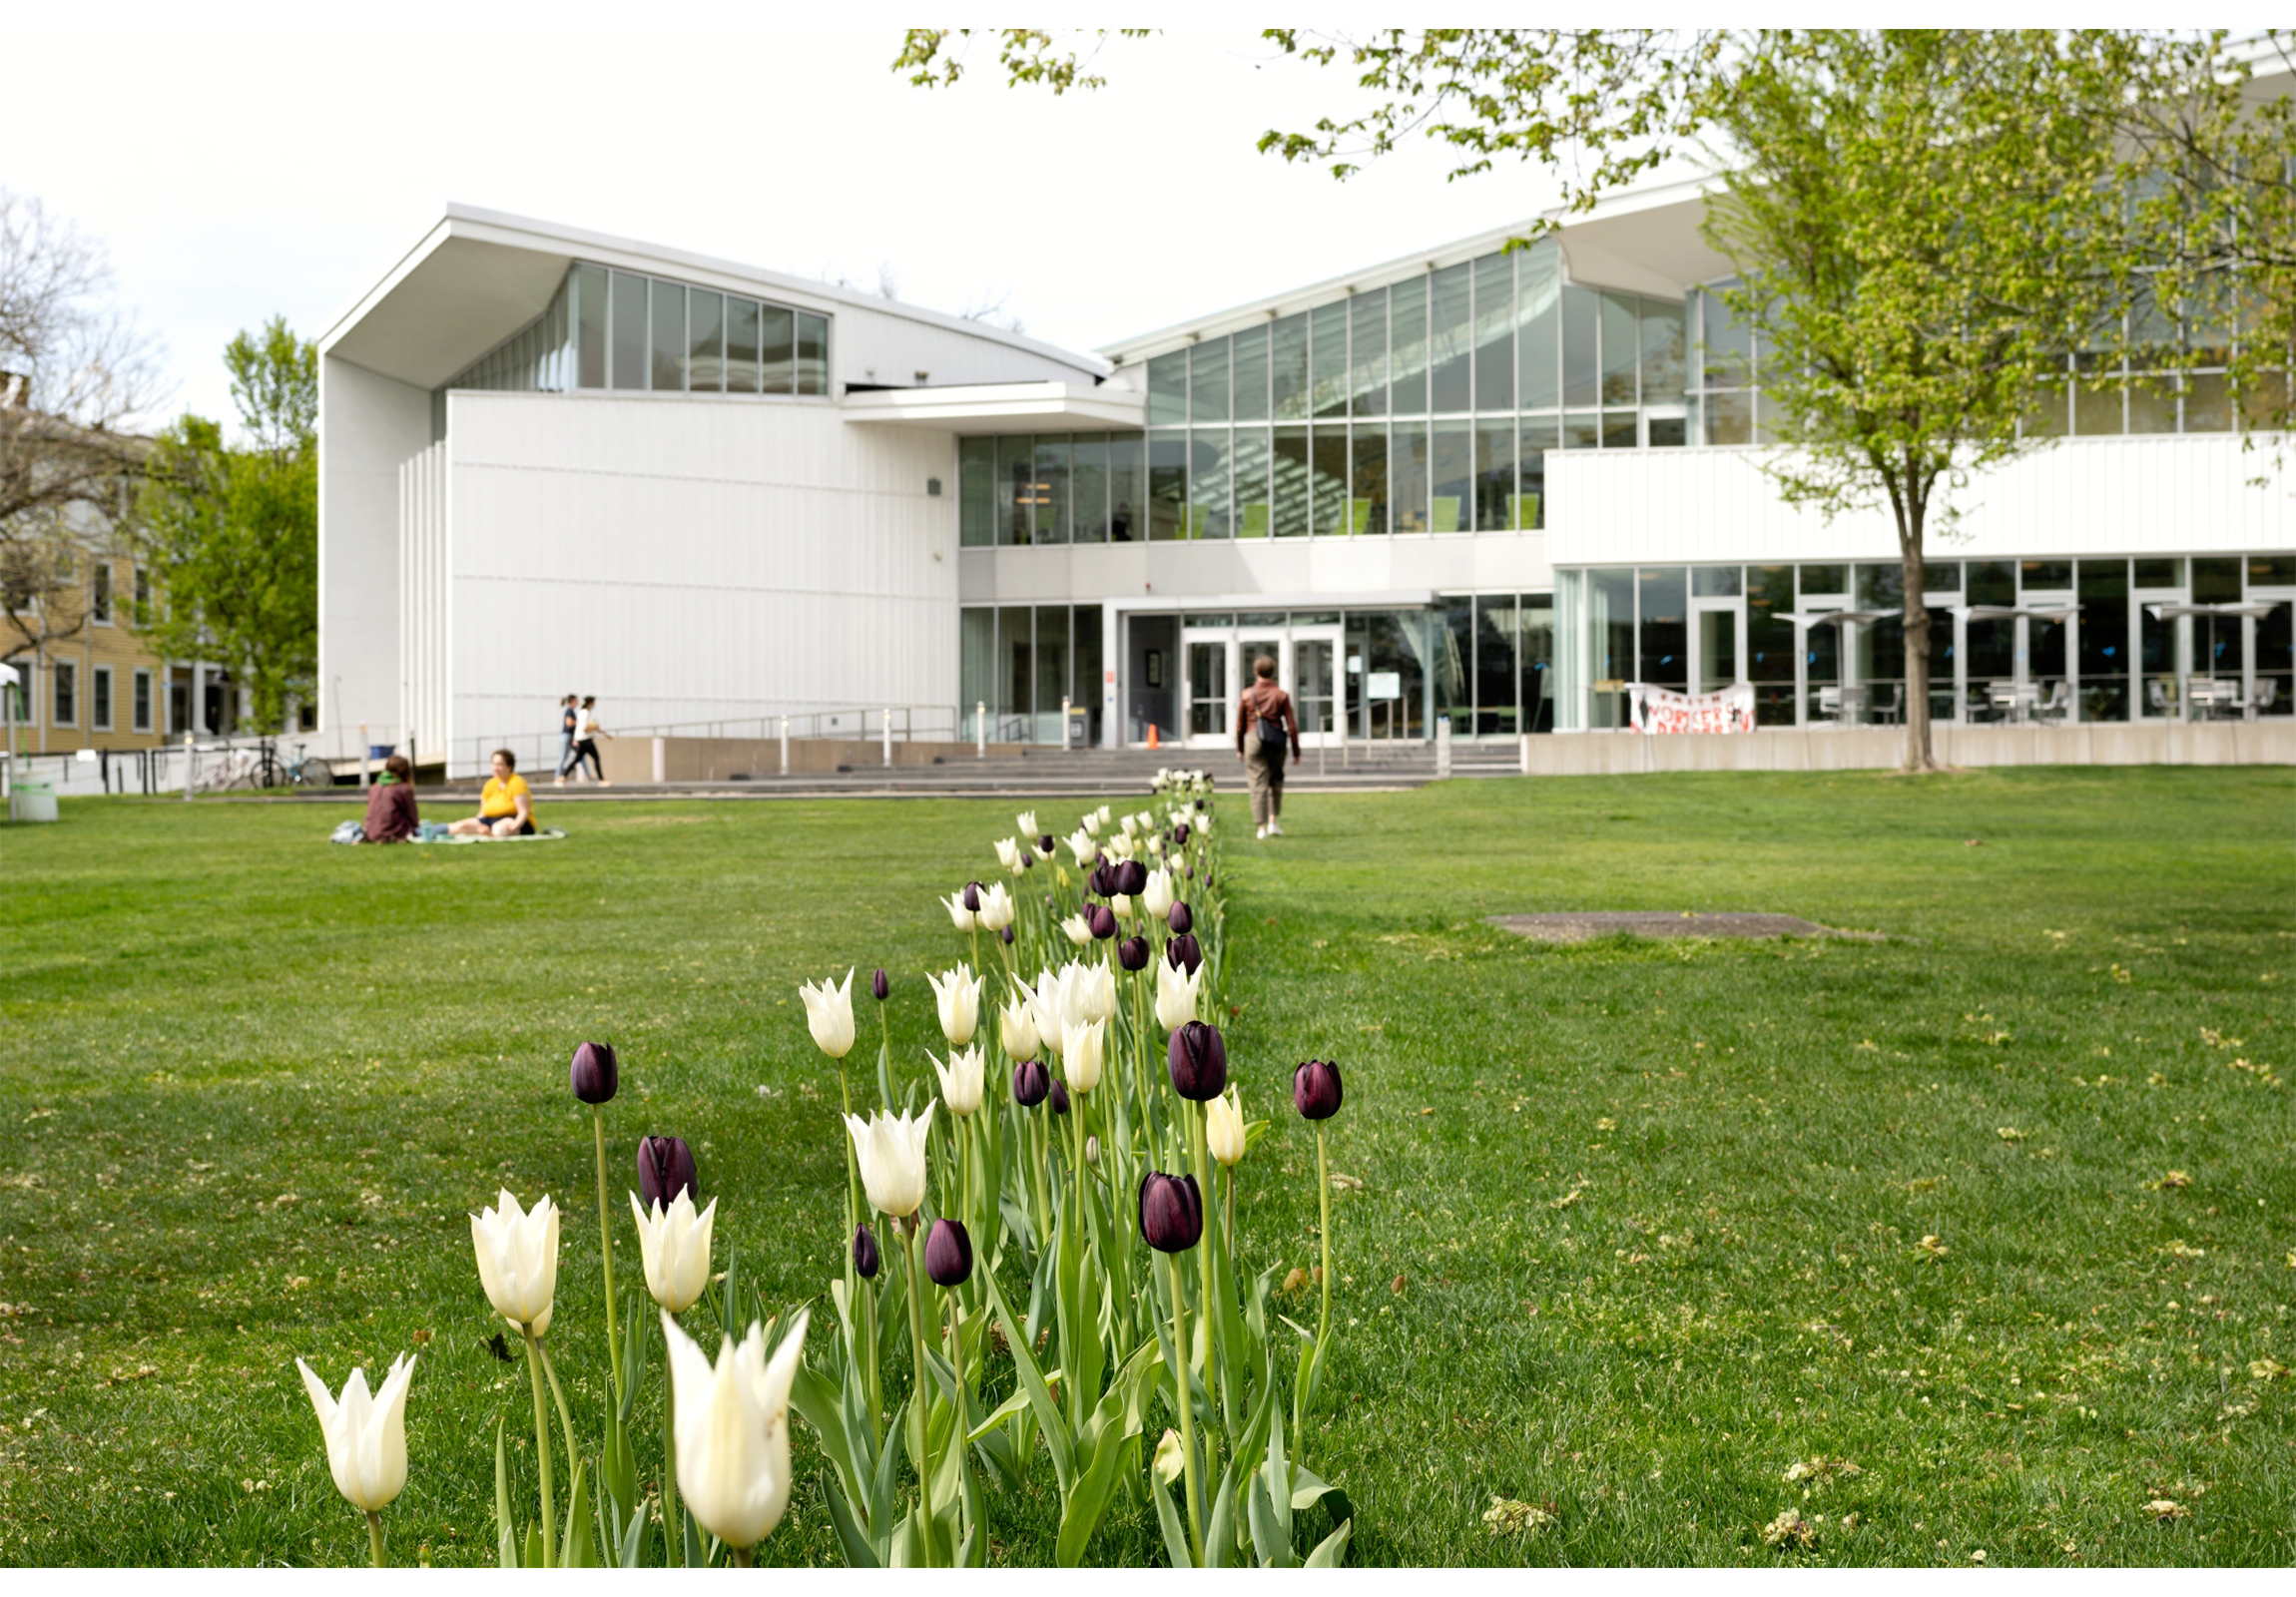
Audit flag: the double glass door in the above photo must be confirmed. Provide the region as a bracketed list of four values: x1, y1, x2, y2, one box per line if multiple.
[1181, 621, 1344, 749]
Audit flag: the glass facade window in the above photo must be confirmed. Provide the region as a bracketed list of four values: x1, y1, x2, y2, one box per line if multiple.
[1350, 288, 1388, 416]
[1428, 264, 1472, 413]
[610, 270, 647, 390]
[1391, 421, 1430, 535]
[725, 297, 761, 394]
[1429, 420, 1472, 534]
[1473, 421, 1514, 532]
[1072, 435, 1109, 543]
[996, 435, 1033, 546]
[1600, 292, 1640, 406]
[1561, 285, 1600, 409]
[1518, 243, 1560, 409]
[1473, 255, 1513, 413]
[687, 289, 723, 393]
[1189, 429, 1232, 539]
[1639, 299, 1685, 402]
[1517, 417, 1554, 531]
[1190, 339, 1230, 424]
[1390, 276, 1428, 415]
[1109, 433, 1144, 542]
[1310, 301, 1350, 419]
[1272, 426, 1310, 538]
[1033, 435, 1071, 544]
[1349, 426, 1388, 535]
[762, 306, 795, 393]
[1147, 351, 1187, 424]
[1309, 427, 1347, 536]
[575, 264, 608, 388]
[1272, 312, 1310, 421]
[958, 438, 994, 547]
[1232, 324, 1270, 422]
[795, 313, 829, 396]
[1234, 426, 1272, 538]
[1148, 430, 1187, 540]
[650, 281, 686, 390]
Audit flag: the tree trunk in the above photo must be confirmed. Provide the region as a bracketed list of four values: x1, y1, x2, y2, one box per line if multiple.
[1897, 478, 1938, 773]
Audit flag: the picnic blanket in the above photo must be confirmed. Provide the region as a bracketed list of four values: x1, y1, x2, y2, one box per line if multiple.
[329, 819, 569, 845]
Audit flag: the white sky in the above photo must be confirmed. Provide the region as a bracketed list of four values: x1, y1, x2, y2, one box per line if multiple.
[9, 10, 1576, 432]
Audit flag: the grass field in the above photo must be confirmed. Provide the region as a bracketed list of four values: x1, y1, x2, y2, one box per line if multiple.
[1, 767, 2291, 1567]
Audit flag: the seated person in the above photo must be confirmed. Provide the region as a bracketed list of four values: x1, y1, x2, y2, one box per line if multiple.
[361, 754, 420, 842]
[449, 749, 536, 837]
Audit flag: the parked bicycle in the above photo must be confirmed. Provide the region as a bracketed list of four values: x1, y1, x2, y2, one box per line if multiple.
[193, 740, 336, 793]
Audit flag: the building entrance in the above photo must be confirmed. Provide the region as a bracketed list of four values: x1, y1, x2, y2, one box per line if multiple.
[1176, 618, 1345, 750]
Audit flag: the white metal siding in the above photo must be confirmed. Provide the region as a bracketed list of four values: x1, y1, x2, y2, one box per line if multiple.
[396, 440, 450, 761]
[1547, 434, 2294, 567]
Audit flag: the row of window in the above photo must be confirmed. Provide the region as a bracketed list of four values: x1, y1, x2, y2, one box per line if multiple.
[13, 662, 155, 733]
[1141, 240, 1686, 425]
[1686, 283, 2289, 445]
[440, 264, 832, 405]
[1566, 554, 2296, 728]
[958, 413, 1687, 546]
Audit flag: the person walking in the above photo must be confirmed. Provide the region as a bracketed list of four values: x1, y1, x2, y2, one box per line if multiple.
[553, 694, 579, 787]
[569, 695, 612, 786]
[1234, 654, 1300, 839]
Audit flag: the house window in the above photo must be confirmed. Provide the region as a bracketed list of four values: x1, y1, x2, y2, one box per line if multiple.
[92, 562, 113, 624]
[53, 660, 77, 727]
[93, 664, 113, 731]
[134, 567, 151, 626]
[133, 668, 152, 732]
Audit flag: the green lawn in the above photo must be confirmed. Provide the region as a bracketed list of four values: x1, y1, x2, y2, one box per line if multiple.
[1, 768, 2291, 1567]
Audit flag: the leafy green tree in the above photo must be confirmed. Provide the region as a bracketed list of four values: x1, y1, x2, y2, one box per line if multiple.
[138, 317, 317, 733]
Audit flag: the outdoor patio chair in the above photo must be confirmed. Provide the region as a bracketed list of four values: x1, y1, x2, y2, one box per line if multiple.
[1870, 684, 1903, 725]
[2037, 681, 2071, 725]
[2146, 678, 2172, 717]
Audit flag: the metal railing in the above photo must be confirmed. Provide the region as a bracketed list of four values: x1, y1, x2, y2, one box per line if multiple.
[440, 705, 959, 783]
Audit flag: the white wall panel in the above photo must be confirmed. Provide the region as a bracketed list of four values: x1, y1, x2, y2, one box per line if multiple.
[439, 393, 956, 756]
[1549, 434, 2293, 568]
[958, 529, 1557, 606]
[317, 357, 428, 756]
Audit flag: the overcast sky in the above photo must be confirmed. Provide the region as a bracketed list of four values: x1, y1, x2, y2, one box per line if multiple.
[11, 9, 1579, 432]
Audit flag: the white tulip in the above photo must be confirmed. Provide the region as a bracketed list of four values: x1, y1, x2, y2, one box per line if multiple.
[993, 836, 1021, 872]
[1207, 1088, 1247, 1168]
[1155, 959, 1203, 1031]
[1143, 867, 1175, 918]
[1121, 813, 1139, 837]
[1097, 804, 1113, 824]
[939, 890, 976, 931]
[1081, 812, 1101, 837]
[1066, 829, 1098, 868]
[1061, 1017, 1105, 1093]
[999, 995, 1040, 1060]
[470, 1190, 559, 1335]
[629, 1190, 717, 1314]
[297, 1353, 416, 1513]
[1148, 834, 1167, 857]
[1027, 968, 1067, 1055]
[665, 1310, 810, 1553]
[844, 1104, 932, 1218]
[1016, 809, 1038, 836]
[933, 1045, 986, 1117]
[1061, 912, 1092, 946]
[798, 968, 856, 1060]
[927, 963, 982, 1046]
[1072, 959, 1116, 1024]
[978, 880, 1015, 931]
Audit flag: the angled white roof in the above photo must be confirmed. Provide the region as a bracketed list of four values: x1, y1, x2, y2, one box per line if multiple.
[318, 204, 1107, 392]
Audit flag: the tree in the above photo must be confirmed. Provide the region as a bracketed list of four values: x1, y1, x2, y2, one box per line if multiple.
[138, 318, 318, 733]
[0, 189, 159, 669]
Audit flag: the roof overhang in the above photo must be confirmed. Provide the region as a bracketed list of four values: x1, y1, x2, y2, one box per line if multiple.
[842, 382, 1144, 435]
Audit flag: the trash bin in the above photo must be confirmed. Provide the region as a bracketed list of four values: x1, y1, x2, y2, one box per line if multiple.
[9, 781, 58, 822]
[368, 744, 395, 761]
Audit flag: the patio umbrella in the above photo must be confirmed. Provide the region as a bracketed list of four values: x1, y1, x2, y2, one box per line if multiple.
[1951, 604, 2077, 622]
[2143, 601, 2281, 680]
[1779, 608, 1897, 627]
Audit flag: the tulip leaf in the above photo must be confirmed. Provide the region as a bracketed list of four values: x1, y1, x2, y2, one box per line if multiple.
[614, 1501, 646, 1569]
[821, 1472, 880, 1569]
[558, 1454, 594, 1567]
[1289, 1463, 1337, 1513]
[493, 1417, 518, 1568]
[981, 1270, 1075, 1493]
[870, 1397, 907, 1552]
[682, 1508, 707, 1571]
[967, 1381, 1038, 1441]
[1263, 1405, 1295, 1551]
[617, 1293, 648, 1426]
[1150, 1473, 1195, 1569]
[1246, 1474, 1287, 1569]
[1054, 1398, 1131, 1566]
[788, 1359, 863, 1509]
[523, 1524, 545, 1572]
[1203, 1453, 1241, 1570]
[1304, 1517, 1353, 1569]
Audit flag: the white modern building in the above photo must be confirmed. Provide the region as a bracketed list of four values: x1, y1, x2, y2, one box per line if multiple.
[317, 188, 2293, 774]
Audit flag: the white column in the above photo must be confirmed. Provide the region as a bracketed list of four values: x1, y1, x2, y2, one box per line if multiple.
[882, 708, 892, 768]
[780, 717, 789, 777]
[652, 736, 667, 783]
[976, 702, 986, 758]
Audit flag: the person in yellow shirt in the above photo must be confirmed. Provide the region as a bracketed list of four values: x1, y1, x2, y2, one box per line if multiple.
[449, 749, 536, 837]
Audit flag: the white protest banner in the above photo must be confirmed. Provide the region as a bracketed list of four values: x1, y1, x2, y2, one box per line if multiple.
[1627, 683, 1756, 735]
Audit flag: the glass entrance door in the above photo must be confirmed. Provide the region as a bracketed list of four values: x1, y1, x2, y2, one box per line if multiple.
[1185, 634, 1228, 740]
[1179, 620, 1346, 748]
[1693, 604, 1742, 695]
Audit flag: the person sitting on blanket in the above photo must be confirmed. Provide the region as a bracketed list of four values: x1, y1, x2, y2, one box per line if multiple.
[449, 749, 536, 838]
[362, 754, 420, 842]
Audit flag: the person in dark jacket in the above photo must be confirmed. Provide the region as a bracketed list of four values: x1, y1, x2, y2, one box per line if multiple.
[362, 755, 420, 842]
[1233, 655, 1300, 838]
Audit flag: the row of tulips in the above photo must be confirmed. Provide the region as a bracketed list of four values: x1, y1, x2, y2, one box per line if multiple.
[289, 786, 1355, 1566]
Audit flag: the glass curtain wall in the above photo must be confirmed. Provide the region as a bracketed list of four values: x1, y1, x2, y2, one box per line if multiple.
[437, 262, 830, 419]
[957, 604, 1106, 745]
[1072, 239, 1687, 541]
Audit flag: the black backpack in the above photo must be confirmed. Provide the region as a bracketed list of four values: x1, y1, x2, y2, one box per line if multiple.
[1254, 689, 1289, 758]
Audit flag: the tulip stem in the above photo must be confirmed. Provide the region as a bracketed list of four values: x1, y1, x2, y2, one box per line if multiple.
[1188, 1100, 1219, 1494]
[661, 1317, 682, 1567]
[366, 1509, 385, 1568]
[1166, 1251, 1205, 1567]
[592, 1107, 622, 1403]
[1315, 1123, 1334, 1355]
[900, 1221, 938, 1566]
[731, 1546, 753, 1568]
[522, 1329, 558, 1568]
[536, 1337, 579, 1478]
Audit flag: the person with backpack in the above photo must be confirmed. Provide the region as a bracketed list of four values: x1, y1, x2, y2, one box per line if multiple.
[1233, 655, 1300, 839]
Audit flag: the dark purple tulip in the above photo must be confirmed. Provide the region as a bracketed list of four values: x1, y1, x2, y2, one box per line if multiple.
[870, 967, 889, 1002]
[1048, 1079, 1071, 1116]
[1167, 1021, 1228, 1101]
[1294, 1059, 1345, 1121]
[1088, 862, 1119, 899]
[853, 1224, 880, 1280]
[1181, 861, 1195, 880]
[1115, 859, 1148, 897]
[1166, 931, 1202, 975]
[1038, 833, 1056, 856]
[1117, 934, 1150, 971]
[1000, 924, 1016, 944]
[1012, 1058, 1050, 1108]
[1167, 901, 1193, 935]
[1021, 850, 1036, 870]
[1138, 1171, 1204, 1254]
[924, 1218, 973, 1287]
[961, 880, 982, 913]
[1085, 902, 1118, 941]
[637, 1135, 698, 1209]
[1172, 822, 1190, 845]
[570, 1041, 618, 1105]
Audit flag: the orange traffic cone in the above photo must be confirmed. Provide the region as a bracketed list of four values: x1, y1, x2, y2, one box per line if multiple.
[1147, 723, 1160, 750]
